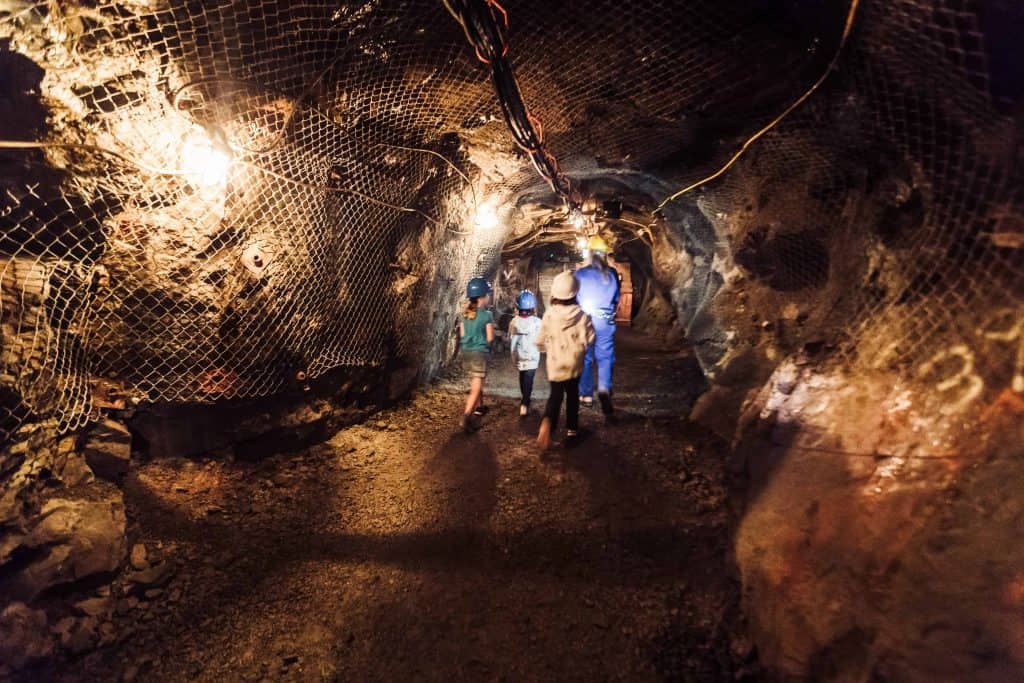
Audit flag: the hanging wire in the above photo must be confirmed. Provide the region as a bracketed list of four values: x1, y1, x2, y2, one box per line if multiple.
[654, 0, 861, 214]
[443, 0, 576, 209]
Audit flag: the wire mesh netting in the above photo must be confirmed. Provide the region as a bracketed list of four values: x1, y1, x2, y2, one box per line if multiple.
[0, 0, 1021, 445]
[690, 0, 1023, 417]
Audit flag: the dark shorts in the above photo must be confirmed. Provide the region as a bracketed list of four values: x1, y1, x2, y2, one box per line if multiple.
[463, 350, 488, 379]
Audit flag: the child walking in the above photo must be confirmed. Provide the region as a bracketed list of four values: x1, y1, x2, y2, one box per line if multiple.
[459, 277, 494, 433]
[508, 290, 541, 417]
[536, 271, 595, 450]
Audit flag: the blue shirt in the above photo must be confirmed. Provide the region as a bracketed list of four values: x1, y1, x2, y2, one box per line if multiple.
[460, 309, 493, 352]
[575, 264, 620, 319]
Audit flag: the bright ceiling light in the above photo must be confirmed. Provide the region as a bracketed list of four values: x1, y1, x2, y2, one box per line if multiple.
[475, 202, 499, 231]
[181, 129, 232, 188]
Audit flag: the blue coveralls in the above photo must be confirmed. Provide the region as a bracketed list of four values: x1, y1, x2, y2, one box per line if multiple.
[575, 263, 620, 399]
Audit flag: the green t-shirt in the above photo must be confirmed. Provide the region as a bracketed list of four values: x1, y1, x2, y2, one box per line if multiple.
[461, 309, 493, 353]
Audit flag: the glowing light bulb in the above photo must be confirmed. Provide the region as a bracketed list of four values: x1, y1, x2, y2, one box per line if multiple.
[576, 236, 587, 251]
[570, 209, 585, 229]
[475, 203, 499, 231]
[181, 130, 232, 188]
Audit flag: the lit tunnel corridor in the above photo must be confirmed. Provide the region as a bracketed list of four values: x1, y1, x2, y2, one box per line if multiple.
[1, 0, 1023, 680]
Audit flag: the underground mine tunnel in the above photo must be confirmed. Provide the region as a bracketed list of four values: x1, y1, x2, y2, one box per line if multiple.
[1, 0, 1023, 680]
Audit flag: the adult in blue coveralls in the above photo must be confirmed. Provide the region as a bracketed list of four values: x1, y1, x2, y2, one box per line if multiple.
[575, 234, 620, 415]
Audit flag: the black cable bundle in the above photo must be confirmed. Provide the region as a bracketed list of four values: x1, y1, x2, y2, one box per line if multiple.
[443, 0, 576, 208]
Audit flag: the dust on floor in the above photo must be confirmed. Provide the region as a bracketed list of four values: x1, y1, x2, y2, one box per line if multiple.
[47, 390, 754, 681]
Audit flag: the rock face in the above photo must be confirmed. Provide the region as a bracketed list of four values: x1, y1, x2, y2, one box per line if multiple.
[0, 414, 129, 673]
[82, 418, 132, 482]
[13, 497, 126, 601]
[0, 603, 53, 670]
[730, 362, 1024, 679]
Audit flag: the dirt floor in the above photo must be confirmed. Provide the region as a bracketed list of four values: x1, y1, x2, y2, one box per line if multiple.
[46, 334, 753, 682]
[436, 328, 708, 416]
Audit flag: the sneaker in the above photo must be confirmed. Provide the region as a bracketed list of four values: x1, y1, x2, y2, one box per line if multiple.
[462, 414, 479, 434]
[581, 396, 594, 408]
[565, 429, 580, 448]
[598, 391, 613, 415]
[473, 405, 490, 417]
[519, 404, 528, 417]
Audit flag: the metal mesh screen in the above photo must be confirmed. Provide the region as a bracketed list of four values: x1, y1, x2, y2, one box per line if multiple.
[1, 0, 1021, 443]
[691, 0, 1023, 418]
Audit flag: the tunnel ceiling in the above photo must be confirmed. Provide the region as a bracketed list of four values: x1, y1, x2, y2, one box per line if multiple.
[1, 0, 1023, 441]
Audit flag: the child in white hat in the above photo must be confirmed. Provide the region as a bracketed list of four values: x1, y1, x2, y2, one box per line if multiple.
[536, 270, 595, 450]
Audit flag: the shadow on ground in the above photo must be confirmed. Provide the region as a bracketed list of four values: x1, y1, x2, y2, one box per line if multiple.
[37, 354, 746, 681]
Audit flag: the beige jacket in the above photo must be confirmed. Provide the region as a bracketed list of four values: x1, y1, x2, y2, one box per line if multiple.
[537, 303, 595, 382]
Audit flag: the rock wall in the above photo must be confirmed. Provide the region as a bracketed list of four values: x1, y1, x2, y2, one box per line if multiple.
[0, 417, 126, 674]
[731, 361, 1024, 679]
[658, 6, 1024, 676]
[0, 6, 485, 672]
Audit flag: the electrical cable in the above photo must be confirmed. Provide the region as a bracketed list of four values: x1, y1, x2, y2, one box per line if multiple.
[443, 0, 576, 208]
[607, 218, 655, 249]
[373, 141, 478, 211]
[502, 225, 579, 253]
[654, 0, 861, 214]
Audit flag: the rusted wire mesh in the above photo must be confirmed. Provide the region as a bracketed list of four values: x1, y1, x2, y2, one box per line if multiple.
[0, 0, 1021, 444]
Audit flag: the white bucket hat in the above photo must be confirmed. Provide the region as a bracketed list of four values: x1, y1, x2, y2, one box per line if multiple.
[551, 271, 579, 299]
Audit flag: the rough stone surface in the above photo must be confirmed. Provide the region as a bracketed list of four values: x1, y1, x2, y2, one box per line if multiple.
[12, 496, 127, 601]
[53, 615, 99, 655]
[38, 389, 746, 680]
[0, 602, 53, 671]
[81, 418, 132, 482]
[129, 543, 148, 571]
[732, 362, 1024, 680]
[126, 561, 175, 590]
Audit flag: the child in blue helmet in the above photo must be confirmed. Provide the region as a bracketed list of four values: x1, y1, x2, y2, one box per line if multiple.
[508, 290, 541, 417]
[459, 277, 494, 433]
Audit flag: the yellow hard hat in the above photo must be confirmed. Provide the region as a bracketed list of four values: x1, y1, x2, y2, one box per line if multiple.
[587, 235, 609, 253]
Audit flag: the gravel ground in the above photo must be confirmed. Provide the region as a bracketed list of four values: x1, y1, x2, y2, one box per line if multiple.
[435, 328, 708, 417]
[43, 335, 754, 682]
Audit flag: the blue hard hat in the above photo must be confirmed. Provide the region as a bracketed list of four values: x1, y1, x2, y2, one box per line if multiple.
[466, 277, 492, 298]
[516, 290, 537, 310]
